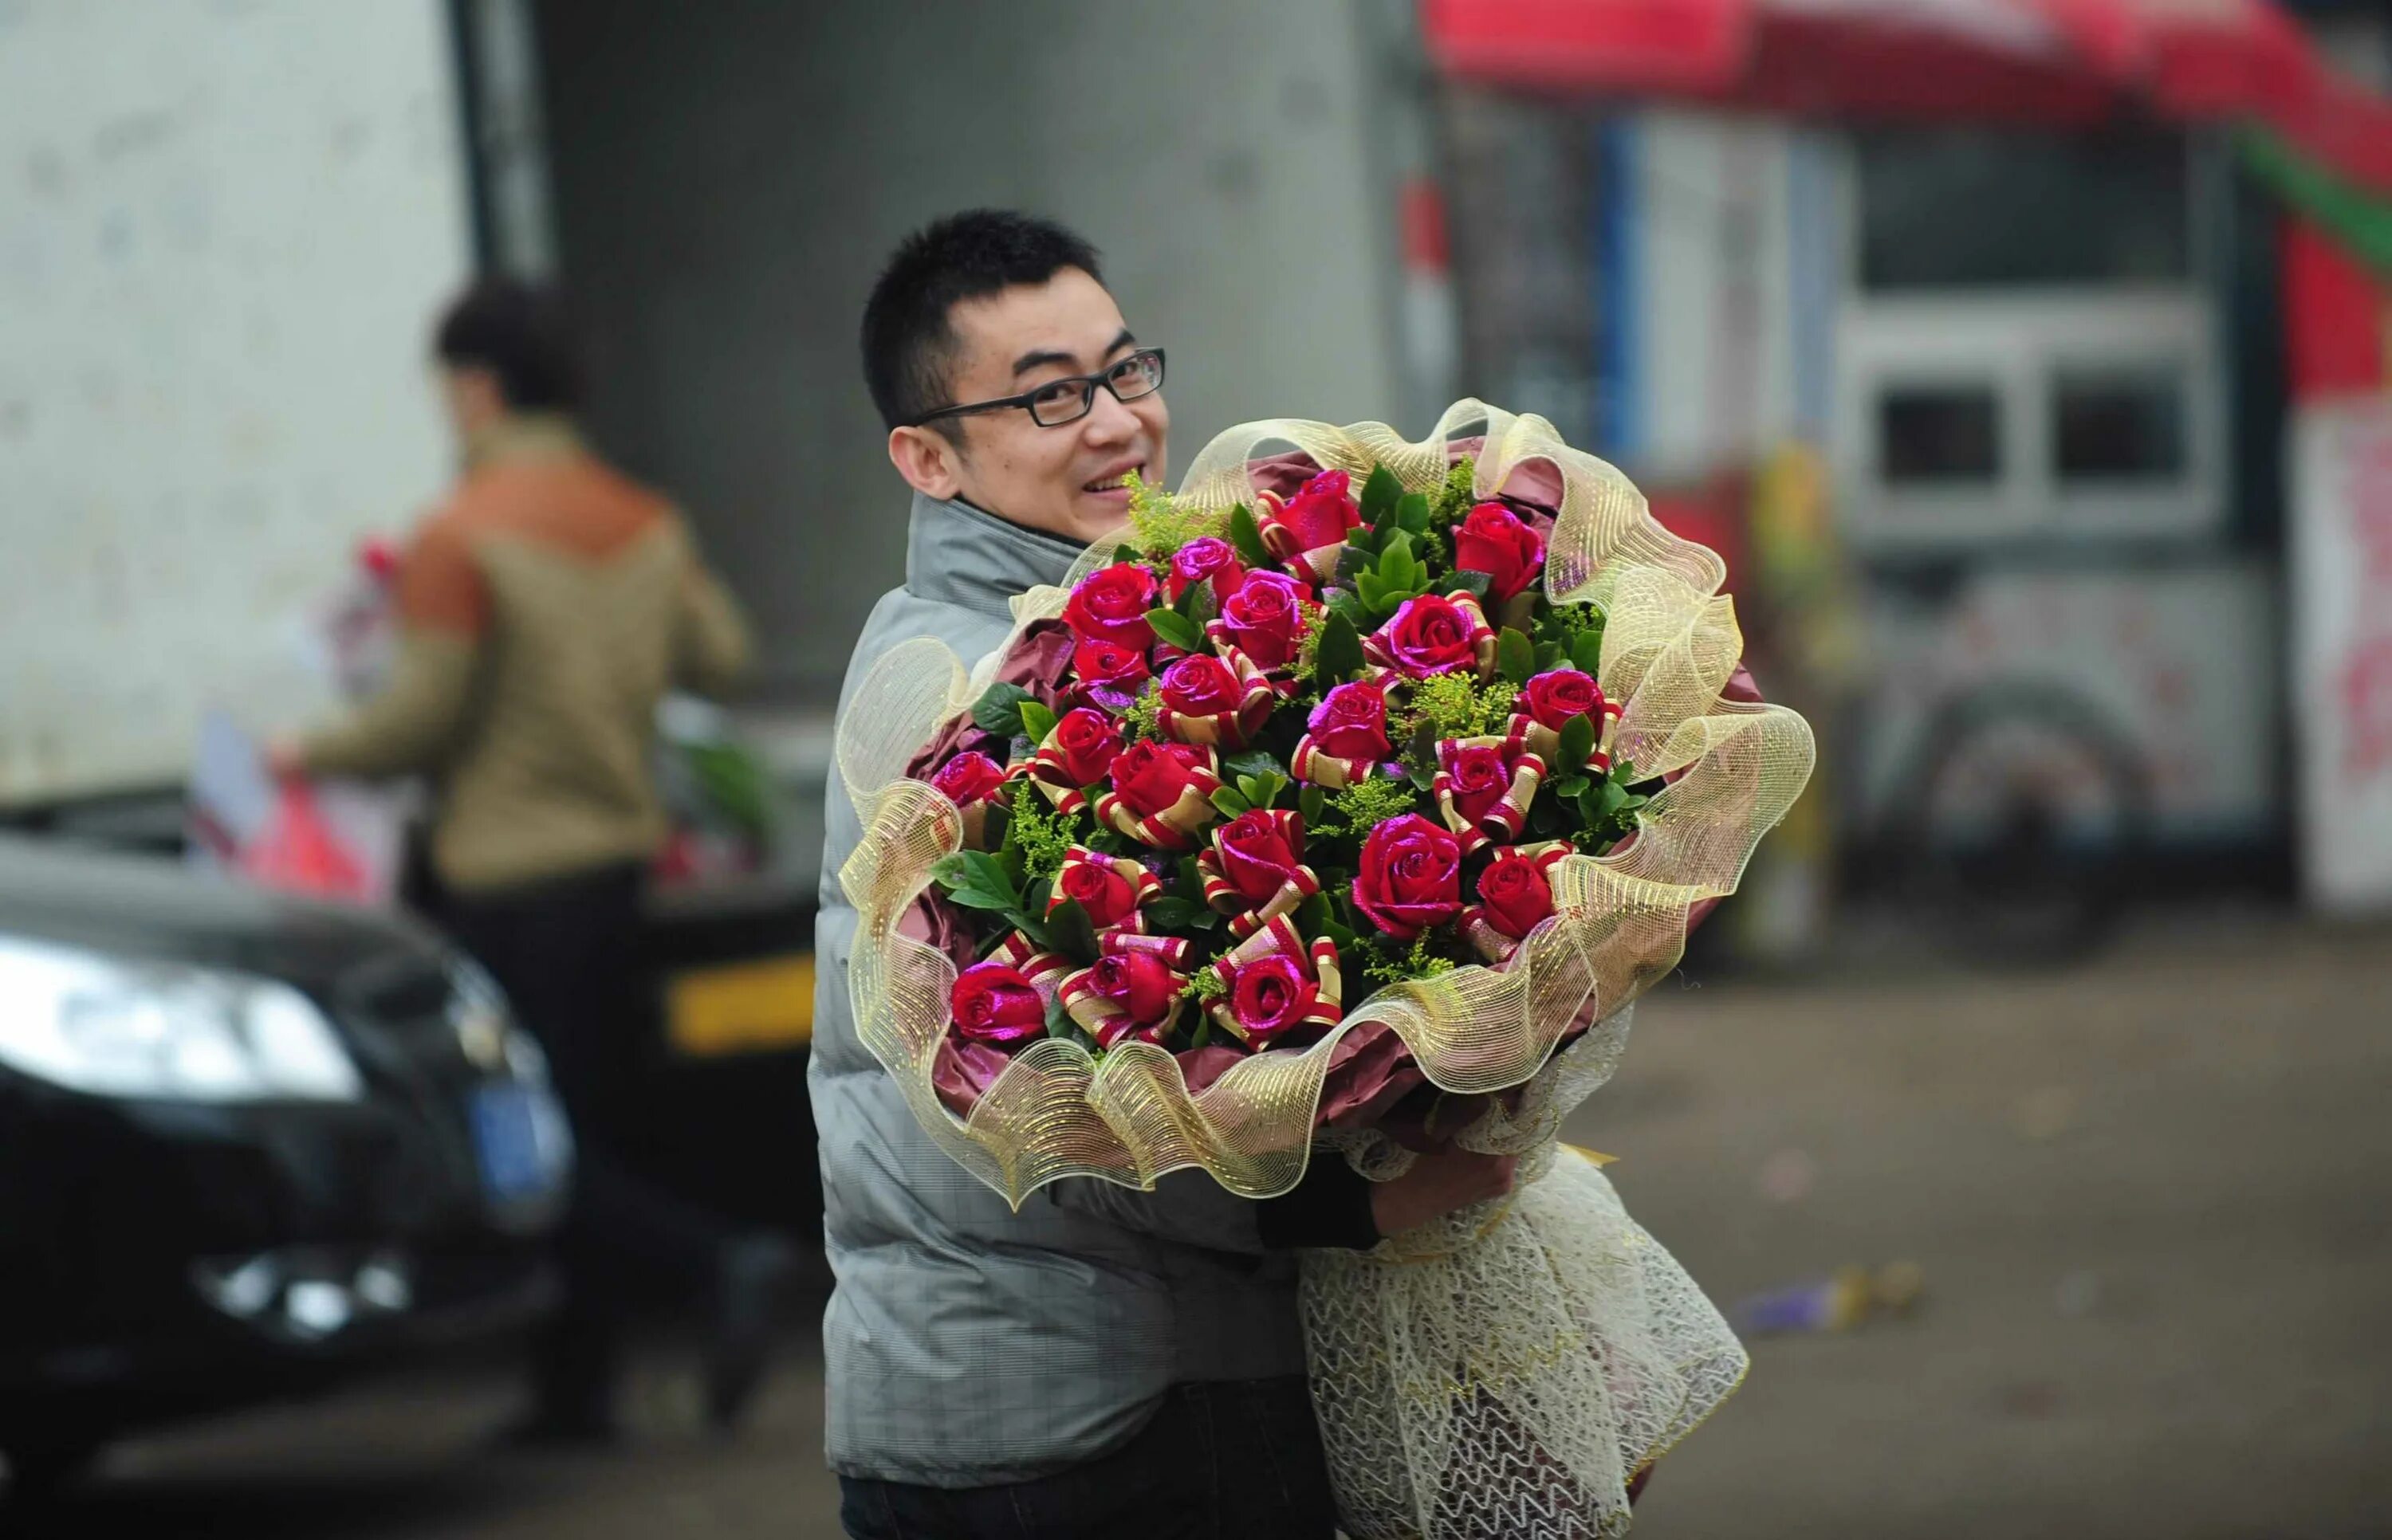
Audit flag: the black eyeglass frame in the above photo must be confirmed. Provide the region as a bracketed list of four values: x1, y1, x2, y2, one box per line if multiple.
[907, 348, 1166, 430]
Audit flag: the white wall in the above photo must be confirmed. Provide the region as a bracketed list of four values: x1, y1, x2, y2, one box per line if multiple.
[0, 0, 472, 803]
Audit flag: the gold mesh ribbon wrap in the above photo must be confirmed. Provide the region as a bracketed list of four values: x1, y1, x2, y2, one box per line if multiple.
[838, 400, 1813, 1206]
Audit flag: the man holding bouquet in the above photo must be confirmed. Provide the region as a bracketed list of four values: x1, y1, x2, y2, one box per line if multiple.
[815, 210, 1513, 1538]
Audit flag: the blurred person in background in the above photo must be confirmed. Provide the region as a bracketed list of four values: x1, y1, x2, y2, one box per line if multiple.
[272, 278, 793, 1446]
[814, 210, 1518, 1540]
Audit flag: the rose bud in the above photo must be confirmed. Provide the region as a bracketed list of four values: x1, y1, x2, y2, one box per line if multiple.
[1050, 846, 1159, 932]
[1098, 739, 1222, 849]
[1434, 736, 1546, 854]
[1441, 742, 1512, 828]
[1199, 808, 1320, 938]
[1257, 468, 1363, 581]
[1166, 536, 1245, 606]
[1155, 650, 1272, 750]
[1364, 592, 1494, 680]
[1205, 917, 1344, 1049]
[1073, 636, 1153, 696]
[1475, 849, 1557, 939]
[928, 749, 1009, 848]
[1062, 562, 1161, 650]
[1212, 570, 1312, 672]
[1290, 680, 1392, 788]
[1059, 949, 1186, 1048]
[1351, 813, 1465, 940]
[1514, 669, 1619, 767]
[1050, 707, 1122, 788]
[949, 961, 1047, 1045]
[1452, 501, 1547, 603]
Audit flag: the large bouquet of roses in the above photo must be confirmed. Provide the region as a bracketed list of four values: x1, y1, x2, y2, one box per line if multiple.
[835, 402, 1812, 1538]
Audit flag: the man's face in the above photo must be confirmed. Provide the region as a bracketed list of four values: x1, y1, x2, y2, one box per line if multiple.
[899, 268, 1169, 545]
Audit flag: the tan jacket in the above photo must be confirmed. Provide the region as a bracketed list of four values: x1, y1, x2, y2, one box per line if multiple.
[301, 419, 750, 893]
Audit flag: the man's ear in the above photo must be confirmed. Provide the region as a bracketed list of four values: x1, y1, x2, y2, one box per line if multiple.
[887, 425, 966, 501]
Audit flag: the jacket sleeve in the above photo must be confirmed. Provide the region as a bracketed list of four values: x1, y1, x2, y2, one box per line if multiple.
[675, 541, 754, 697]
[1045, 1154, 1379, 1255]
[298, 515, 483, 780]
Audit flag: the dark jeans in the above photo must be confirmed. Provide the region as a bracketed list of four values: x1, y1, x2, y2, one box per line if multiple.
[837, 1377, 1339, 1539]
[439, 861, 734, 1419]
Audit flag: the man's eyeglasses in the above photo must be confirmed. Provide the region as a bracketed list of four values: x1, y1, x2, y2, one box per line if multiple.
[909, 348, 1166, 430]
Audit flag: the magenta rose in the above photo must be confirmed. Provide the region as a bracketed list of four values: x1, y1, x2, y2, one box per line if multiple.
[1476, 851, 1556, 940]
[1168, 537, 1245, 605]
[1374, 595, 1484, 678]
[949, 962, 1046, 1045]
[1108, 740, 1212, 818]
[1056, 858, 1139, 930]
[929, 751, 1006, 806]
[1452, 502, 1546, 603]
[1214, 810, 1306, 907]
[1074, 637, 1153, 694]
[1048, 706, 1122, 787]
[1442, 742, 1512, 827]
[1352, 813, 1465, 940]
[1307, 681, 1392, 763]
[1062, 563, 1160, 649]
[1159, 654, 1245, 721]
[1083, 951, 1181, 1031]
[1218, 571, 1311, 670]
[1227, 954, 1319, 1047]
[1269, 469, 1363, 553]
[1521, 669, 1604, 732]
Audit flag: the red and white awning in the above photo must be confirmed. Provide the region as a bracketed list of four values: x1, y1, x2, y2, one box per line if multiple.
[1422, 0, 2392, 191]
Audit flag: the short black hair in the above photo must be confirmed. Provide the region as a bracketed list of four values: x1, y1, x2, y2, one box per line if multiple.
[434, 277, 582, 412]
[861, 210, 1104, 433]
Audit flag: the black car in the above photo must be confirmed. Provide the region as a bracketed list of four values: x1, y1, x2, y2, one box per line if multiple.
[0, 834, 571, 1491]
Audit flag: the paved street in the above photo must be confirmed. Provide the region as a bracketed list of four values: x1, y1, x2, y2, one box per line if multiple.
[18, 913, 2392, 1538]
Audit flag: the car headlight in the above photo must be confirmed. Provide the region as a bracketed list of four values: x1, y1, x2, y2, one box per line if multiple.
[0, 936, 362, 1102]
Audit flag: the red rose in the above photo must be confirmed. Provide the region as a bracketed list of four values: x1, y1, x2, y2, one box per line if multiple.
[1168, 537, 1245, 605]
[1351, 813, 1464, 940]
[1084, 951, 1180, 1029]
[1442, 742, 1511, 827]
[1159, 654, 1245, 720]
[1048, 707, 1121, 787]
[1214, 809, 1306, 907]
[929, 751, 1006, 806]
[1452, 502, 1546, 603]
[1476, 851, 1556, 940]
[1228, 954, 1317, 1045]
[1270, 469, 1362, 553]
[949, 962, 1046, 1044]
[1074, 637, 1152, 694]
[1521, 670, 1603, 732]
[1306, 682, 1391, 763]
[1108, 740, 1211, 818]
[1375, 594, 1484, 678]
[1063, 563, 1160, 649]
[1218, 571, 1311, 670]
[1056, 858, 1139, 929]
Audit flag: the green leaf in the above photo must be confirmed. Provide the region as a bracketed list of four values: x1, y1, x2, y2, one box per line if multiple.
[1325, 591, 1367, 627]
[1446, 569, 1492, 599]
[1497, 627, 1536, 685]
[1018, 700, 1058, 745]
[1553, 774, 1591, 799]
[942, 887, 1018, 913]
[1239, 772, 1287, 810]
[1533, 640, 1564, 670]
[1225, 749, 1282, 781]
[1375, 532, 1414, 587]
[1558, 713, 1595, 775]
[1570, 627, 1606, 675]
[1314, 611, 1366, 686]
[1046, 898, 1101, 965]
[1334, 544, 1375, 585]
[1146, 895, 1209, 931]
[971, 681, 1036, 737]
[1145, 607, 1204, 654]
[1111, 544, 1143, 566]
[1395, 491, 1432, 535]
[1595, 778, 1630, 820]
[1359, 463, 1404, 527]
[1178, 854, 1206, 894]
[1188, 1019, 1214, 1051]
[1226, 503, 1271, 568]
[1355, 571, 1388, 611]
[1210, 786, 1251, 819]
[1299, 783, 1327, 827]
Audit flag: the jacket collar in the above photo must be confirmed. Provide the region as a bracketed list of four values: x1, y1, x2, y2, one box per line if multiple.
[903, 493, 1088, 619]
